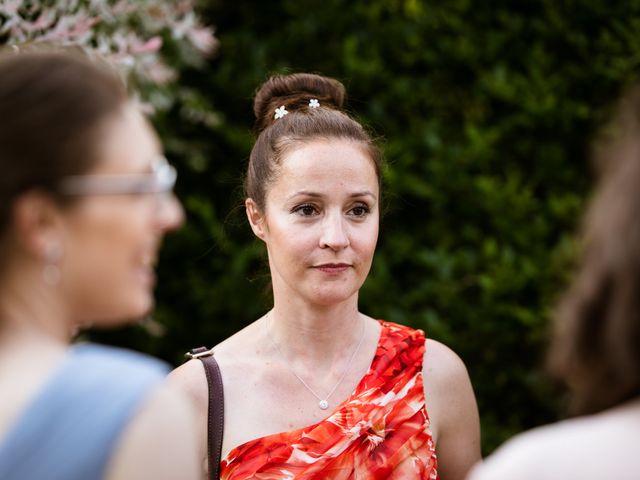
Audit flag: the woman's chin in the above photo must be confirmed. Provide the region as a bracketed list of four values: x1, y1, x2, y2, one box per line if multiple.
[307, 289, 358, 307]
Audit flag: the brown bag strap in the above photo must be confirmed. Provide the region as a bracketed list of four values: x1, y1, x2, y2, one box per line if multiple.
[186, 347, 224, 480]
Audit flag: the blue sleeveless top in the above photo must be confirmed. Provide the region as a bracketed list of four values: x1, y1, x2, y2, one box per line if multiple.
[0, 344, 168, 479]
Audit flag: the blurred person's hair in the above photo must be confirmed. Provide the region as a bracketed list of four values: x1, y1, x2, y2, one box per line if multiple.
[0, 45, 128, 235]
[549, 84, 640, 416]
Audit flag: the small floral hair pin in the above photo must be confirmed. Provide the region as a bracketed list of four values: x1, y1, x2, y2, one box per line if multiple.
[308, 99, 320, 108]
[274, 105, 288, 119]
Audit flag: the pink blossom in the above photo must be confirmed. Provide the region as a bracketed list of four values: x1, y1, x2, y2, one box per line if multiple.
[28, 10, 57, 32]
[2, 0, 217, 111]
[68, 16, 101, 37]
[111, 0, 135, 16]
[142, 60, 177, 84]
[187, 26, 217, 55]
[176, 0, 194, 15]
[1, 0, 21, 16]
[130, 36, 163, 55]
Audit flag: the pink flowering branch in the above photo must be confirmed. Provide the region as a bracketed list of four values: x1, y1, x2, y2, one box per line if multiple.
[0, 0, 217, 110]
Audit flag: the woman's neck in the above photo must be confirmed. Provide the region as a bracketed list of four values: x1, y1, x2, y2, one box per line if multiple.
[0, 296, 69, 439]
[0, 283, 72, 347]
[265, 298, 366, 367]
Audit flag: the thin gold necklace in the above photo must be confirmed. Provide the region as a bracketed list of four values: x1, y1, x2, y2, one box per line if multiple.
[266, 313, 366, 410]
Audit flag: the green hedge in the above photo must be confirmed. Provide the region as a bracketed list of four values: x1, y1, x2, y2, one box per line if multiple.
[92, 0, 640, 454]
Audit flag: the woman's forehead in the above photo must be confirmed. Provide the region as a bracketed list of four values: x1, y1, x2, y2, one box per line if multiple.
[91, 105, 160, 174]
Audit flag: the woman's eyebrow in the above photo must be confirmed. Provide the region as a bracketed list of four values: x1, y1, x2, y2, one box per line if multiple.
[286, 190, 377, 201]
[349, 191, 377, 200]
[286, 190, 323, 200]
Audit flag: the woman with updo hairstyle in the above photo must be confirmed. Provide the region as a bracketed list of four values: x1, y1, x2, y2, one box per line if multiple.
[172, 73, 481, 479]
[0, 48, 199, 479]
[468, 85, 640, 480]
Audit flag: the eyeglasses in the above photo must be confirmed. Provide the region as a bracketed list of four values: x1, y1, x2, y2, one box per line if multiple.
[57, 156, 177, 196]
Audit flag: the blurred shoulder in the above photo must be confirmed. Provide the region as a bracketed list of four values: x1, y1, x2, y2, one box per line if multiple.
[107, 381, 199, 479]
[467, 429, 543, 480]
[469, 404, 640, 480]
[72, 343, 168, 377]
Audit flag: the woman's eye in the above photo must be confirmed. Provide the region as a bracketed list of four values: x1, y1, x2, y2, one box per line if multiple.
[350, 204, 370, 217]
[293, 204, 318, 216]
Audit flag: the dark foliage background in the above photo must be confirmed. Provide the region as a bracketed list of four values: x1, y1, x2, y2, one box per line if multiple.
[91, 0, 640, 454]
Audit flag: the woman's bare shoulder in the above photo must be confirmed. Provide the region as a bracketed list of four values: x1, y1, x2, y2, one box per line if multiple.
[168, 359, 208, 408]
[423, 338, 471, 387]
[168, 320, 262, 404]
[422, 338, 480, 478]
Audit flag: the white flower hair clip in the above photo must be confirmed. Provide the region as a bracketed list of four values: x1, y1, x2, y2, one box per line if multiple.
[274, 105, 288, 119]
[308, 99, 320, 108]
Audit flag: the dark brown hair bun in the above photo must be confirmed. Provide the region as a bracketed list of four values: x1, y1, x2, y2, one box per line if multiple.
[246, 71, 382, 211]
[253, 73, 346, 131]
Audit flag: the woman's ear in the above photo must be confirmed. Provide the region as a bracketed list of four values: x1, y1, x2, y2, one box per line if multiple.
[11, 190, 63, 259]
[245, 198, 267, 241]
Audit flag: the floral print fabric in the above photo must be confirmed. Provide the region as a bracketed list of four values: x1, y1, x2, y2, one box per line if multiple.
[221, 321, 438, 479]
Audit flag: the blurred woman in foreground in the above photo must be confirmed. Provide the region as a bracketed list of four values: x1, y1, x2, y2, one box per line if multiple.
[0, 48, 198, 479]
[468, 84, 640, 480]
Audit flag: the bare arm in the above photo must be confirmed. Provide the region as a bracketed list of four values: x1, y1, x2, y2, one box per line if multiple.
[424, 339, 481, 480]
[167, 360, 210, 480]
[106, 381, 200, 480]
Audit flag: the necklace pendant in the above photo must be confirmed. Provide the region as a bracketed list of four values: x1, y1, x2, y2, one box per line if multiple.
[318, 399, 329, 410]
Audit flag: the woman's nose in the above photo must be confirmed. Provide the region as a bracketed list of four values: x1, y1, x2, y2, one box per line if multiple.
[154, 192, 184, 233]
[319, 213, 350, 250]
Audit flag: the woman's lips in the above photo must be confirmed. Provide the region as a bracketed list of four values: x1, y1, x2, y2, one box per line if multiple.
[137, 265, 156, 287]
[138, 251, 158, 287]
[314, 263, 351, 274]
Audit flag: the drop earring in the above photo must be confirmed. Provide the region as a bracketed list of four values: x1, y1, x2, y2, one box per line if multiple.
[42, 244, 62, 286]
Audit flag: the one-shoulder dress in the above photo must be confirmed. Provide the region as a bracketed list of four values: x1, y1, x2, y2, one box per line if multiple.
[221, 320, 439, 479]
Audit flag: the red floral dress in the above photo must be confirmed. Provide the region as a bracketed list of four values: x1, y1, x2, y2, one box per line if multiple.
[220, 321, 438, 479]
